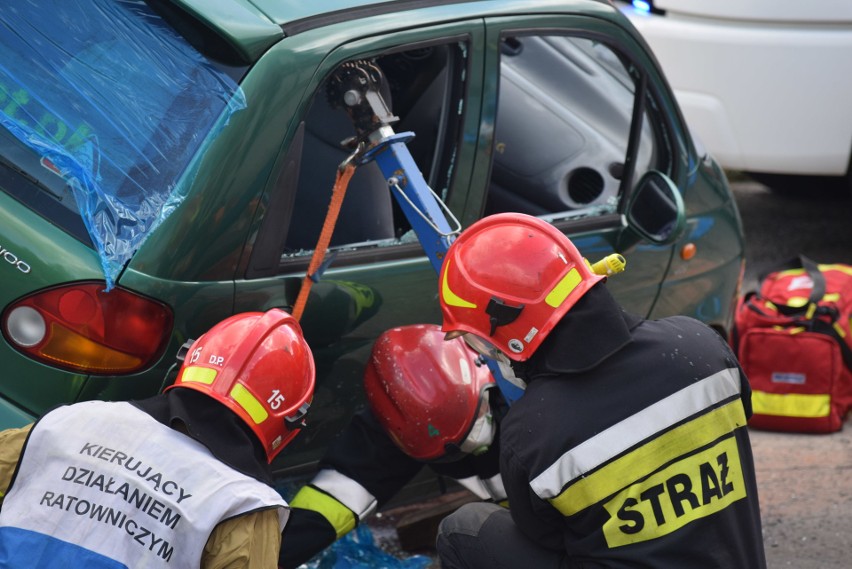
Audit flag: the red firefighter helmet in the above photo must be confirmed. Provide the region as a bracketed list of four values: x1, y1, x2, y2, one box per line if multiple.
[364, 324, 495, 461]
[439, 213, 603, 361]
[167, 309, 315, 463]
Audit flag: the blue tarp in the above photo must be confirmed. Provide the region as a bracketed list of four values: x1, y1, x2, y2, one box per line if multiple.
[276, 482, 433, 569]
[0, 0, 245, 289]
[301, 525, 432, 569]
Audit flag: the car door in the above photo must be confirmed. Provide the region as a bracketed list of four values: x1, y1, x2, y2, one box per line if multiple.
[471, 15, 689, 317]
[233, 21, 486, 475]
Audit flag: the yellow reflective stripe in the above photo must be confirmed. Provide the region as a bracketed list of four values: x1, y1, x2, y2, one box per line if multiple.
[548, 402, 746, 517]
[545, 268, 581, 308]
[441, 260, 477, 309]
[229, 384, 268, 424]
[752, 391, 831, 418]
[820, 264, 852, 276]
[602, 436, 746, 547]
[786, 296, 809, 308]
[180, 366, 217, 385]
[290, 485, 357, 539]
[774, 268, 806, 278]
[533, 369, 741, 500]
[772, 326, 807, 335]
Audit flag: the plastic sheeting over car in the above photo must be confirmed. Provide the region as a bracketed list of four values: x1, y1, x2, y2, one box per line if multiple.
[0, 0, 246, 289]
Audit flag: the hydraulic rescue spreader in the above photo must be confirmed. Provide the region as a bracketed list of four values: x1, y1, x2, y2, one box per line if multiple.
[325, 60, 460, 273]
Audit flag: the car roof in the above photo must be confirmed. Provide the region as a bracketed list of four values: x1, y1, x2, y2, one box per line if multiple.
[168, 0, 612, 62]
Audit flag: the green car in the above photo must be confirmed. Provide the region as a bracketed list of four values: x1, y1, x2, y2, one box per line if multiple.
[0, 0, 744, 485]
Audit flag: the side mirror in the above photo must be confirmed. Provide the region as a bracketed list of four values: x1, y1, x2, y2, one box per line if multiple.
[624, 171, 685, 244]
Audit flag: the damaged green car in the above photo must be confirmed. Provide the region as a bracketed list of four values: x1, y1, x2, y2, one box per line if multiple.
[0, 0, 744, 490]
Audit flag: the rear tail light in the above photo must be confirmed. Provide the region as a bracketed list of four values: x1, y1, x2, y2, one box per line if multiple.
[2, 282, 173, 375]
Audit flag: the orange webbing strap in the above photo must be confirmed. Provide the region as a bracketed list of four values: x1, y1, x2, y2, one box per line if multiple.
[291, 162, 357, 321]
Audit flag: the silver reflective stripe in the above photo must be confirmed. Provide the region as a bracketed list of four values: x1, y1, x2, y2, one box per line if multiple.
[311, 469, 378, 520]
[456, 473, 507, 501]
[483, 473, 507, 501]
[530, 367, 741, 499]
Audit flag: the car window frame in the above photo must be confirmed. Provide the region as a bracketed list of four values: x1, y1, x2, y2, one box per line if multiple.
[470, 15, 684, 235]
[246, 25, 485, 278]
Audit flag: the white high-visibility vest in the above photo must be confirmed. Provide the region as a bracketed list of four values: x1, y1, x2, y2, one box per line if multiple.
[0, 401, 288, 568]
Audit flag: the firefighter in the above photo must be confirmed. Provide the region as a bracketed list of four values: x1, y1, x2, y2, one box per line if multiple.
[435, 213, 767, 568]
[279, 324, 506, 569]
[0, 309, 315, 569]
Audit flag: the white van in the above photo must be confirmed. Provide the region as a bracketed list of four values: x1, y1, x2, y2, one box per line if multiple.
[617, 0, 852, 188]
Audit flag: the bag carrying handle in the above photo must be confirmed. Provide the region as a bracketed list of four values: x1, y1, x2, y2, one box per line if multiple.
[757, 255, 826, 316]
[756, 255, 852, 368]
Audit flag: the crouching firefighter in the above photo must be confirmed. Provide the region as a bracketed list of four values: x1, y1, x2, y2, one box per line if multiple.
[279, 323, 506, 569]
[435, 213, 767, 568]
[0, 309, 315, 569]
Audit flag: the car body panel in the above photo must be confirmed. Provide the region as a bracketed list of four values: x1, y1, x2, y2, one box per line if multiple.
[167, 0, 283, 62]
[252, 0, 615, 30]
[651, 159, 745, 325]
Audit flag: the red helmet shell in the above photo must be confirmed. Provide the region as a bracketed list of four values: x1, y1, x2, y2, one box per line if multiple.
[364, 324, 494, 461]
[439, 213, 603, 361]
[167, 309, 315, 462]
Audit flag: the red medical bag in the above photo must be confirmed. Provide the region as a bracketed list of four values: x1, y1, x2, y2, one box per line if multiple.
[731, 257, 852, 433]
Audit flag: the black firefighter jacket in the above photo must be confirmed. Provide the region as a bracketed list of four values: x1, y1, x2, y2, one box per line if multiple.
[500, 283, 767, 568]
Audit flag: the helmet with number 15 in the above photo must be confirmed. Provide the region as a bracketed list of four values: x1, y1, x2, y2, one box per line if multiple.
[167, 309, 315, 462]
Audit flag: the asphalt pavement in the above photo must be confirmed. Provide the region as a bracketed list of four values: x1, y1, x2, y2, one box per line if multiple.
[731, 177, 852, 569]
[361, 177, 852, 569]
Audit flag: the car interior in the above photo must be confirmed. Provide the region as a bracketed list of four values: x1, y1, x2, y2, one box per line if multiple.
[485, 35, 648, 217]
